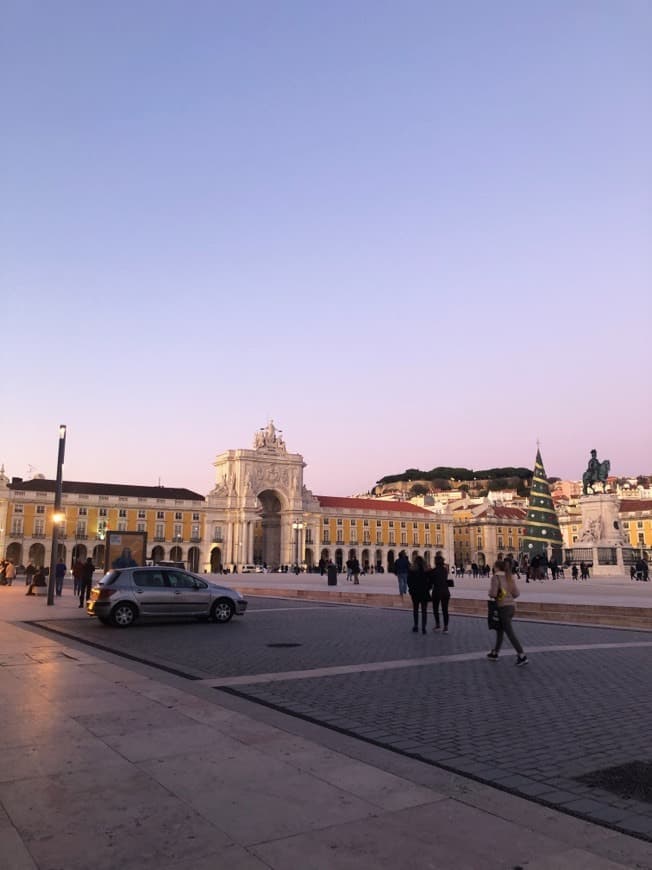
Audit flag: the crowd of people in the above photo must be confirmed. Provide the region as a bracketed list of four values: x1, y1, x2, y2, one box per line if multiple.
[0, 557, 97, 606]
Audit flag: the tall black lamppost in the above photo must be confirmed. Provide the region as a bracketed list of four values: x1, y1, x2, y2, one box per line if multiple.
[47, 425, 67, 605]
[292, 521, 304, 573]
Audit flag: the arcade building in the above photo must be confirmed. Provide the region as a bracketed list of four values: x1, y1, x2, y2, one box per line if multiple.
[0, 423, 454, 574]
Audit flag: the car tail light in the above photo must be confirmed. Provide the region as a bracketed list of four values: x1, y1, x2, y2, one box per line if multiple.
[96, 588, 117, 600]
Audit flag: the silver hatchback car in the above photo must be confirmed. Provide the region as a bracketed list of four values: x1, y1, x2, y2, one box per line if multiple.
[86, 566, 247, 627]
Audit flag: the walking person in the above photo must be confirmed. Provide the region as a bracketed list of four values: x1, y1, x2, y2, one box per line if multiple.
[351, 556, 361, 585]
[395, 550, 409, 598]
[79, 557, 95, 608]
[72, 557, 84, 596]
[408, 555, 431, 635]
[25, 561, 36, 587]
[5, 561, 16, 586]
[54, 559, 67, 596]
[430, 554, 451, 633]
[487, 558, 528, 666]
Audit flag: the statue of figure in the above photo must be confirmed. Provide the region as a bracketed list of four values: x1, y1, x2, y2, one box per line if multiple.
[266, 420, 277, 445]
[254, 430, 265, 449]
[582, 449, 611, 495]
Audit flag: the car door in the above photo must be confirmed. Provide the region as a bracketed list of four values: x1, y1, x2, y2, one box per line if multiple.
[132, 569, 173, 615]
[164, 570, 212, 615]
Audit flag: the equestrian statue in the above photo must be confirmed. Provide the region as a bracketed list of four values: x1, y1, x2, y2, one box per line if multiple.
[582, 449, 611, 495]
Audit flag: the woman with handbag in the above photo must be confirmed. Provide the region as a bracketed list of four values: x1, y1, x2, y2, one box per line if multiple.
[487, 559, 528, 666]
[431, 554, 452, 633]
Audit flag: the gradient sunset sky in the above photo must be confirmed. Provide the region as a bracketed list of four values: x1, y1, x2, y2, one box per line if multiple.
[3, 1, 650, 496]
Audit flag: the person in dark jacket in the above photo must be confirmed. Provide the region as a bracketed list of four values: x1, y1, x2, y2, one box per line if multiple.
[79, 558, 95, 608]
[395, 551, 409, 597]
[25, 566, 46, 595]
[407, 556, 432, 634]
[54, 560, 67, 596]
[430, 554, 451, 633]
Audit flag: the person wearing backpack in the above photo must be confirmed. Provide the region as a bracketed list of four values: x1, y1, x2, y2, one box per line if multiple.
[487, 558, 528, 666]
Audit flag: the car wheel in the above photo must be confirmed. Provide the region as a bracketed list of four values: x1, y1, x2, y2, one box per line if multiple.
[110, 603, 138, 628]
[211, 598, 235, 623]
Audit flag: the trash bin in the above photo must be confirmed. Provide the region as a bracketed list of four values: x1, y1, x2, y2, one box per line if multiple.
[327, 564, 337, 586]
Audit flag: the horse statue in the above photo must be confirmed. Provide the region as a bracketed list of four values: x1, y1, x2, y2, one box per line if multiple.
[582, 451, 610, 495]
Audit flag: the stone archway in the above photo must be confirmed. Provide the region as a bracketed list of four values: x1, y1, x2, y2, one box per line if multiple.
[170, 546, 183, 563]
[28, 542, 45, 567]
[188, 546, 200, 572]
[93, 544, 105, 569]
[305, 547, 314, 568]
[255, 490, 283, 569]
[210, 547, 222, 573]
[7, 542, 23, 565]
[72, 544, 87, 564]
[151, 545, 165, 563]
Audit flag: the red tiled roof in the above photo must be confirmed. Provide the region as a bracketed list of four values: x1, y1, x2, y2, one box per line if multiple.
[316, 496, 433, 516]
[474, 506, 527, 521]
[618, 500, 652, 513]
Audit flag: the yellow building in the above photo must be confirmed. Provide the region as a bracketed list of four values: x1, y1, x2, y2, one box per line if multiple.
[1, 474, 205, 572]
[619, 500, 652, 554]
[453, 502, 527, 569]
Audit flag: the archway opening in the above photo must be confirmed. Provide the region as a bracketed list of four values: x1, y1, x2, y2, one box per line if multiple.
[28, 542, 45, 567]
[7, 542, 23, 565]
[210, 547, 222, 573]
[255, 490, 282, 569]
[188, 546, 200, 573]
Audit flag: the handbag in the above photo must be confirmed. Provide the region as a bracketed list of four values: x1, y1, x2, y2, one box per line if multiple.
[487, 599, 501, 630]
[447, 578, 455, 588]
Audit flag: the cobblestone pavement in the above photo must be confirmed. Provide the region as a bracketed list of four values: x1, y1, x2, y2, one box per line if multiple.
[31, 597, 652, 843]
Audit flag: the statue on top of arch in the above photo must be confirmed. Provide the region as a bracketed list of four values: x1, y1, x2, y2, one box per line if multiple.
[253, 420, 286, 452]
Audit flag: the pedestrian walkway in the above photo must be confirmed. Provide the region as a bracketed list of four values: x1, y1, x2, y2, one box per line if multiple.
[0, 583, 650, 869]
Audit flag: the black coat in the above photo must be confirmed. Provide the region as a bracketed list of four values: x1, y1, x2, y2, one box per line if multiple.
[430, 565, 450, 597]
[407, 568, 431, 603]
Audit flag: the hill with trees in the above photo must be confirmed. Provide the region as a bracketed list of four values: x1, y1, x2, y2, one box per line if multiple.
[374, 466, 532, 498]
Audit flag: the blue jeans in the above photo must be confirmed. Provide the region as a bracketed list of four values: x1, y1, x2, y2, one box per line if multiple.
[397, 572, 408, 595]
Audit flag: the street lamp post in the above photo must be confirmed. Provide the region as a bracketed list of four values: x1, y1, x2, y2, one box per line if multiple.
[292, 521, 304, 573]
[47, 425, 67, 606]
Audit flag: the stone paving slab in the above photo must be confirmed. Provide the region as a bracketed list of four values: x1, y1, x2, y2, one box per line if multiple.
[3, 593, 652, 868]
[223, 640, 652, 842]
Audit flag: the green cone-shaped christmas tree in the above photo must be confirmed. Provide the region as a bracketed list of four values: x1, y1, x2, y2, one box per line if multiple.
[522, 448, 563, 559]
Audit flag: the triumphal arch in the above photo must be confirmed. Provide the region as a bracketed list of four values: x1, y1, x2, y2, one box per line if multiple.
[204, 422, 321, 571]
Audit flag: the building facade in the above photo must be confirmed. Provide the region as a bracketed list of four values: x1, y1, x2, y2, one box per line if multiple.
[0, 425, 455, 573]
[1, 430, 648, 573]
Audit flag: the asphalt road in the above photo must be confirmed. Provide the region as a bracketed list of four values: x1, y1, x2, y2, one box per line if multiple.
[30, 596, 652, 844]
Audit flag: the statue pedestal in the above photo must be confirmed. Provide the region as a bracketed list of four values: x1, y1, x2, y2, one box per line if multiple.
[580, 494, 623, 546]
[570, 494, 626, 575]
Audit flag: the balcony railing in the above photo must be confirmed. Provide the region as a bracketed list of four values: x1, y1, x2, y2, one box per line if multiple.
[321, 538, 330, 545]
[32, 532, 46, 539]
[190, 536, 202, 543]
[76, 534, 88, 540]
[10, 531, 24, 538]
[212, 535, 223, 543]
[153, 536, 165, 542]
